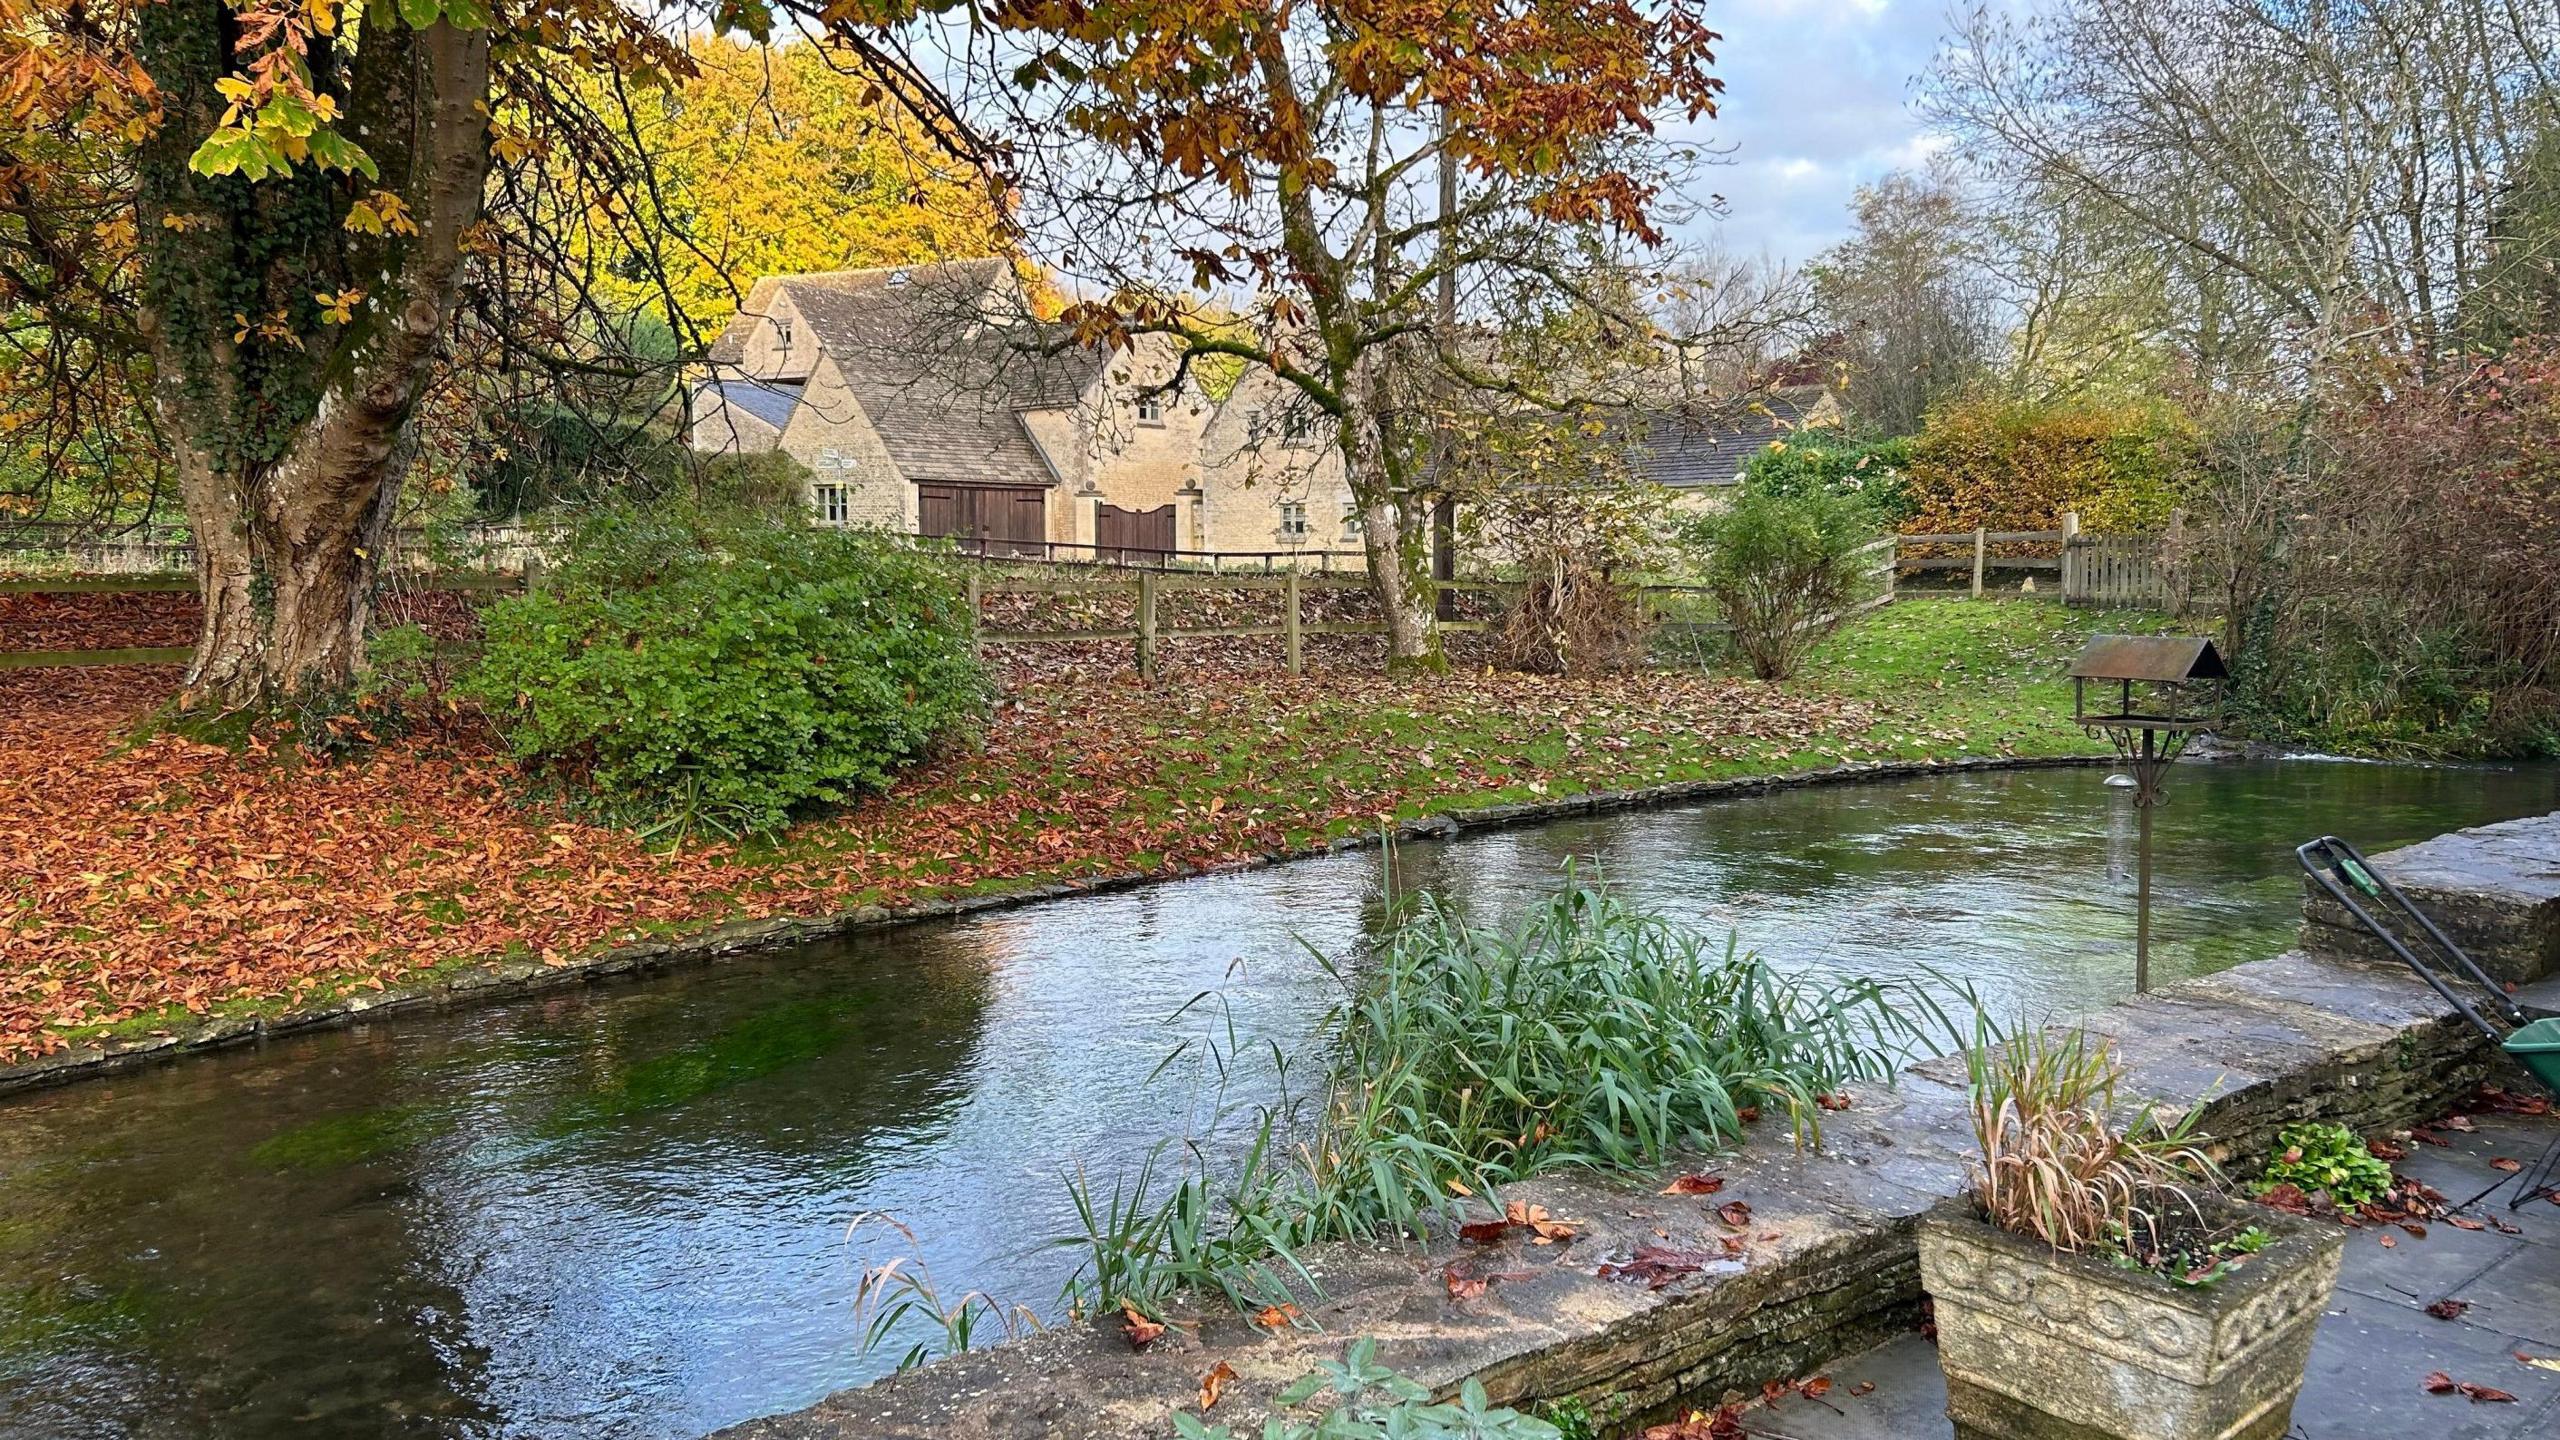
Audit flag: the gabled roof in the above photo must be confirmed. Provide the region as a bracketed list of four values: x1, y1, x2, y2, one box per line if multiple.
[708, 258, 1109, 487]
[1630, 386, 1840, 489]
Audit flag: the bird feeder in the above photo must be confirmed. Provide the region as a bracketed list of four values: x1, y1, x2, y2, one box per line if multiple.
[2067, 634, 2228, 993]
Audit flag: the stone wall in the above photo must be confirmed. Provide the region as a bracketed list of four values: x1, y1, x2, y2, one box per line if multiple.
[2297, 812, 2560, 985]
[713, 813, 2553, 1440]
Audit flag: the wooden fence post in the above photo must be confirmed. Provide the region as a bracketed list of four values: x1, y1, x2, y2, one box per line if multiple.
[1136, 570, 1159, 680]
[964, 571, 982, 659]
[1970, 527, 1987, 600]
[521, 554, 546, 595]
[2060, 510, 2082, 605]
[1285, 568, 1303, 677]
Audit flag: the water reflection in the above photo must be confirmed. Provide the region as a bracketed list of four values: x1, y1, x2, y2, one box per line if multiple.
[0, 759, 2548, 1439]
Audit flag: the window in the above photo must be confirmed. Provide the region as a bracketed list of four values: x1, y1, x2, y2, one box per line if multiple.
[774, 314, 794, 350]
[813, 482, 851, 527]
[1341, 503, 1363, 537]
[1279, 501, 1310, 538]
[1135, 394, 1165, 424]
[1282, 408, 1313, 443]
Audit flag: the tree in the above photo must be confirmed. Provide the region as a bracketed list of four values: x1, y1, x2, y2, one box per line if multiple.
[588, 36, 1007, 333]
[951, 0, 1723, 671]
[1808, 169, 2000, 435]
[2, 0, 981, 710]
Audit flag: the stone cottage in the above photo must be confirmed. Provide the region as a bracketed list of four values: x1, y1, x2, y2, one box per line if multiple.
[689, 259, 1216, 558]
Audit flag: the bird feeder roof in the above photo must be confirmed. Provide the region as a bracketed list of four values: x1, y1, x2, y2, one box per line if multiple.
[2068, 634, 2228, 684]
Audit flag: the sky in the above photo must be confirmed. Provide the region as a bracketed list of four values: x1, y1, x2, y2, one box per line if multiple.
[1666, 0, 1957, 266]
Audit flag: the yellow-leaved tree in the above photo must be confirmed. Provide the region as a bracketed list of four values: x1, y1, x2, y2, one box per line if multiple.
[596, 36, 1009, 333]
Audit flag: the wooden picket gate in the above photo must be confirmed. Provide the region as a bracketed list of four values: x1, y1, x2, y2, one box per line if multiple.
[2062, 533, 2179, 610]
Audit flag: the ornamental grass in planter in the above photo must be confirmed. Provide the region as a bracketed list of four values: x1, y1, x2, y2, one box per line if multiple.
[1917, 1029, 2345, 1440]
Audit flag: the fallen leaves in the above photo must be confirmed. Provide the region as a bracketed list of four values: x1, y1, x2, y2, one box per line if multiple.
[1120, 1307, 1166, 1350]
[2422, 1371, 2517, 1403]
[1660, 1173, 1725, 1195]
[1197, 1360, 1236, 1411]
[1251, 1303, 1300, 1330]
[1458, 1201, 1577, 1246]
[1716, 1200, 1754, 1230]
[1597, 1242, 1739, 1290]
[2425, 1298, 2470, 1320]
[0, 643, 1910, 1064]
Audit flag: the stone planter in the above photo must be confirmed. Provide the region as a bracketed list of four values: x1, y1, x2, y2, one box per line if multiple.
[1916, 1192, 2344, 1440]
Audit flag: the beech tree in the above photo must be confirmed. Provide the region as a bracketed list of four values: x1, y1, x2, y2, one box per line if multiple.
[956, 0, 1723, 671]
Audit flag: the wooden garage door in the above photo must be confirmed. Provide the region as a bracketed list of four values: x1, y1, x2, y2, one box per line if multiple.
[917, 483, 1048, 558]
[1095, 502, 1176, 562]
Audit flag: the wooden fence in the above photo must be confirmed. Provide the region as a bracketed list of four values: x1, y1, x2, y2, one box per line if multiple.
[1896, 512, 2187, 612]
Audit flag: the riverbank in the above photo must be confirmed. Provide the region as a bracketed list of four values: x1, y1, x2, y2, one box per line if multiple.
[0, 599, 2171, 1083]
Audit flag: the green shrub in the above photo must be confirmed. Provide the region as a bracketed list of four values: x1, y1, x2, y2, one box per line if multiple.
[1741, 432, 1917, 525]
[1902, 398, 2200, 536]
[1684, 485, 1883, 680]
[461, 506, 985, 835]
[2254, 1121, 2393, 1206]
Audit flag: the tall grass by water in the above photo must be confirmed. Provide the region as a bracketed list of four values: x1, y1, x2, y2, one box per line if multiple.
[1052, 880, 1943, 1322]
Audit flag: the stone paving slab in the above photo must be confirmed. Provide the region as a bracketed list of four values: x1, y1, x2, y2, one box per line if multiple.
[1749, 1112, 2560, 1440]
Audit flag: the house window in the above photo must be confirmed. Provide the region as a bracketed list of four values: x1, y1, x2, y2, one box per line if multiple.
[1135, 394, 1165, 424]
[1340, 503, 1363, 537]
[1279, 501, 1310, 538]
[813, 482, 852, 527]
[774, 315, 794, 350]
[1282, 408, 1313, 443]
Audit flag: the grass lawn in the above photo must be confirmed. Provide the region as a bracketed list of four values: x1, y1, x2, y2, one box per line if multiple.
[0, 598, 2177, 1066]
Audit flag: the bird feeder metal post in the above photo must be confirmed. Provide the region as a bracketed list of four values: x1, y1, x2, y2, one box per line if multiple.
[2067, 635, 2230, 994]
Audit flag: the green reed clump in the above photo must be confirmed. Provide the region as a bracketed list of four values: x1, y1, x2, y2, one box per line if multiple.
[1058, 881, 1932, 1320]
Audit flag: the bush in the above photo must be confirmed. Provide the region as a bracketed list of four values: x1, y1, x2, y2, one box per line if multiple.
[2254, 1121, 2392, 1206]
[1740, 431, 1917, 526]
[461, 506, 985, 835]
[1902, 398, 2200, 536]
[1685, 485, 1882, 680]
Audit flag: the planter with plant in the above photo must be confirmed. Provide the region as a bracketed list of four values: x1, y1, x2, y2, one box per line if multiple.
[1917, 1030, 2345, 1440]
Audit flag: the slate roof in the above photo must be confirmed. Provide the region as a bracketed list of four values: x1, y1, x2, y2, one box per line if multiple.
[706, 259, 1107, 488]
[1629, 385, 1838, 489]
[705, 377, 803, 429]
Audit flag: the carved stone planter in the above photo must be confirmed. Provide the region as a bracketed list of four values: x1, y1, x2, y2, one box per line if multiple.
[1916, 1193, 2344, 1440]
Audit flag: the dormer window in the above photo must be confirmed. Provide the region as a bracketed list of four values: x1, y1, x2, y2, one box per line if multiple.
[774, 315, 794, 350]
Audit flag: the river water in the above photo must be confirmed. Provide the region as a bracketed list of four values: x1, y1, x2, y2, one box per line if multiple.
[1, 758, 2551, 1439]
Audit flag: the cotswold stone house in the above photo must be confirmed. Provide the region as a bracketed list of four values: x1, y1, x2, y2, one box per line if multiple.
[691, 260, 1352, 562]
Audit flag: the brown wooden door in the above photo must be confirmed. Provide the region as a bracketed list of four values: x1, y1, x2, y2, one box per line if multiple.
[1095, 502, 1176, 562]
[917, 483, 1048, 558]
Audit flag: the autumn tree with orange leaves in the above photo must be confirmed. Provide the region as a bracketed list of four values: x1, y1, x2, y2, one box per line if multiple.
[965, 0, 1725, 670]
[0, 0, 983, 710]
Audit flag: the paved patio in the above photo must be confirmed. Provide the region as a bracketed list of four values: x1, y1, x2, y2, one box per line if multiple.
[1753, 1109, 2560, 1440]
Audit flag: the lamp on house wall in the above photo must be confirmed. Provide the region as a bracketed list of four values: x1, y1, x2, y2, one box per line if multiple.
[2067, 635, 2230, 993]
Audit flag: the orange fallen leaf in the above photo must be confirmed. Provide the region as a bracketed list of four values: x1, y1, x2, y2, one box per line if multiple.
[1121, 1307, 1166, 1350]
[1660, 1174, 1725, 1195]
[1199, 1360, 1237, 1411]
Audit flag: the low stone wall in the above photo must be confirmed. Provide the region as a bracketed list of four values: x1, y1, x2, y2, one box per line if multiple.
[716, 916, 2524, 1438]
[2298, 811, 2560, 985]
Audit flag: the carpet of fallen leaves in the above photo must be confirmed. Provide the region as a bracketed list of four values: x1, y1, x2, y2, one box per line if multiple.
[0, 591, 201, 650]
[0, 647, 1930, 1063]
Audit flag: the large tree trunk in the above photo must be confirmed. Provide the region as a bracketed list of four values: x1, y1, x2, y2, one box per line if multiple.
[136, 10, 492, 712]
[1342, 395, 1444, 673]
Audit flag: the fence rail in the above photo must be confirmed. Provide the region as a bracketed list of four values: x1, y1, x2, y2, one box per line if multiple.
[1893, 513, 2188, 612]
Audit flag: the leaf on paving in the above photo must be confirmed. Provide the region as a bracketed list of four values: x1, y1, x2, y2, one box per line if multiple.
[1660, 1173, 1725, 1195]
[1444, 1263, 1489, 1301]
[2379, 1233, 2397, 1248]
[1849, 1381, 1875, 1397]
[2368, 1139, 2408, 1161]
[1717, 1200, 1754, 1230]
[1799, 1376, 1833, 1399]
[2425, 1371, 2518, 1403]
[1598, 1244, 1727, 1290]
[2490, 1157, 2523, 1173]
[2447, 1216, 2486, 1231]
[2442, 1115, 2477, 1132]
[1198, 1360, 1237, 1412]
[2516, 1352, 2560, 1374]
[2425, 1298, 2470, 1320]
[1251, 1303, 1300, 1330]
[1459, 1219, 1513, 1245]
[1814, 1091, 1851, 1111]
